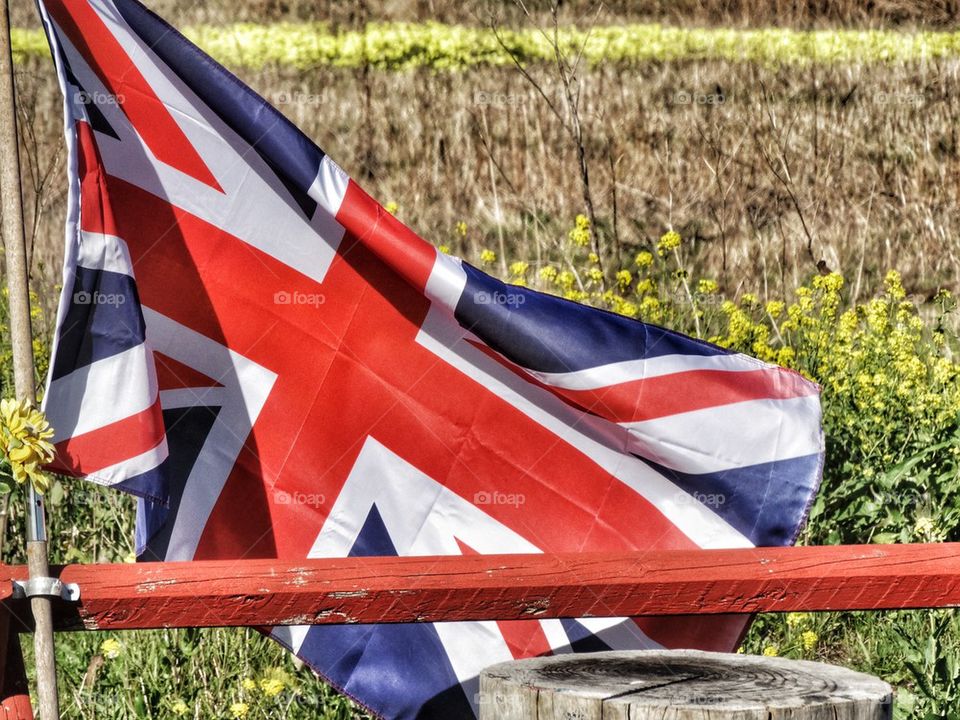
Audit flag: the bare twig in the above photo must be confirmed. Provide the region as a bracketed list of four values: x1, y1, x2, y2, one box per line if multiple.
[491, 1, 607, 281]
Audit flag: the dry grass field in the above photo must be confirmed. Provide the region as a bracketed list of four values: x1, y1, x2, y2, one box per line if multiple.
[14, 42, 960, 319]
[10, 0, 960, 28]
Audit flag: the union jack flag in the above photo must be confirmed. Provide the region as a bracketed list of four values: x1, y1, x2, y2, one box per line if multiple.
[37, 1, 824, 717]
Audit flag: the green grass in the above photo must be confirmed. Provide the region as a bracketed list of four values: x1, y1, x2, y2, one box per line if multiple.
[14, 22, 960, 69]
[27, 628, 364, 719]
[1, 484, 370, 719]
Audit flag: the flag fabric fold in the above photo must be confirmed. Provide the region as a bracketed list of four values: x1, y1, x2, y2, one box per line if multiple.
[37, 1, 824, 717]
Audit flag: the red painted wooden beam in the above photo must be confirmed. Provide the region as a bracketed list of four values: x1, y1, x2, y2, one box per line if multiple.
[1, 543, 959, 631]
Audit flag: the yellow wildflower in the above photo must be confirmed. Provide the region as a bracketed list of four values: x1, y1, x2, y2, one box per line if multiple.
[259, 678, 285, 697]
[634, 251, 653, 268]
[636, 278, 655, 295]
[455, 221, 467, 237]
[568, 214, 591, 247]
[556, 271, 575, 290]
[785, 612, 809, 628]
[640, 296, 661, 320]
[657, 230, 681, 256]
[915, 516, 936, 537]
[510, 261, 529, 277]
[616, 270, 633, 289]
[479, 249, 496, 265]
[230, 702, 249, 719]
[171, 700, 189, 716]
[384, 201, 398, 214]
[0, 399, 56, 494]
[100, 638, 122, 660]
[438, 245, 450, 255]
[762, 645, 778, 657]
[777, 347, 796, 367]
[801, 630, 818, 652]
[813, 272, 844, 294]
[766, 300, 785, 318]
[698, 279, 718, 295]
[242, 678, 256, 691]
[538, 266, 558, 283]
[884, 269, 906, 300]
[619, 301, 639, 318]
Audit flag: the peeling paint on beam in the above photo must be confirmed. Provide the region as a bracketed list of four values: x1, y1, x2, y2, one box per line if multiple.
[1, 544, 959, 632]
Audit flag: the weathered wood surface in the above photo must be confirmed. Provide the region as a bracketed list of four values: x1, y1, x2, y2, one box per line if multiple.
[0, 543, 959, 631]
[479, 650, 893, 719]
[0, 616, 34, 719]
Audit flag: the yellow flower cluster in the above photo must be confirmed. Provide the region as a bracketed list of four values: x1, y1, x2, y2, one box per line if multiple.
[568, 214, 591, 247]
[698, 279, 718, 295]
[785, 613, 809, 628]
[260, 678, 285, 697]
[0, 398, 56, 494]
[766, 300, 785, 318]
[537, 262, 589, 302]
[657, 230, 681, 256]
[0, 292, 51, 389]
[7, 22, 945, 72]
[538, 266, 558, 283]
[512, 225, 960, 551]
[699, 268, 960, 545]
[510, 261, 530, 280]
[915, 516, 938, 539]
[100, 638, 122, 660]
[240, 669, 289, 702]
[479, 249, 497, 265]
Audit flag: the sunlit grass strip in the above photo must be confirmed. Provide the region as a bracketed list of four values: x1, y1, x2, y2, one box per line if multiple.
[11, 27, 51, 63]
[14, 22, 960, 68]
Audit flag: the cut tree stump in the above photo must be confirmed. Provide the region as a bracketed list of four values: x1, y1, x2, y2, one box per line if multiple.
[479, 649, 893, 719]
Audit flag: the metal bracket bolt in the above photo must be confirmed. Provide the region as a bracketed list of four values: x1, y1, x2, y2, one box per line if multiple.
[11, 577, 81, 602]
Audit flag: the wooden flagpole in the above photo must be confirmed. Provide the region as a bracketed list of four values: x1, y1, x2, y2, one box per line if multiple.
[0, 1, 60, 717]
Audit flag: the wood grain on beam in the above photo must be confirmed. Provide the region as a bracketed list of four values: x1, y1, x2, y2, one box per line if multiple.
[1, 544, 958, 631]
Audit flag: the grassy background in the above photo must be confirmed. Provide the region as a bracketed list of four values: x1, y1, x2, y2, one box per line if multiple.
[2, 0, 960, 717]
[15, 23, 960, 68]
[15, 54, 960, 320]
[10, 0, 960, 29]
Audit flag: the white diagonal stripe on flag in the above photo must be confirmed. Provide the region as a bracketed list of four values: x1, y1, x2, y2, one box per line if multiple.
[47, 343, 157, 442]
[622, 395, 823, 473]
